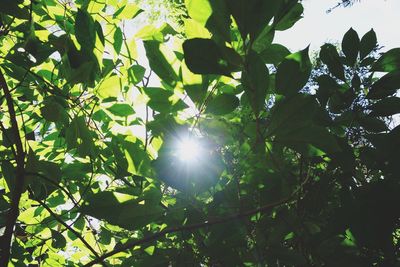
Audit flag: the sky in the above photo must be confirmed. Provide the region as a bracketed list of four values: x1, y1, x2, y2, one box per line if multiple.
[275, 0, 400, 52]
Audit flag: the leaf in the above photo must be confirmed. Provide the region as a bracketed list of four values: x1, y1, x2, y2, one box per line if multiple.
[183, 38, 241, 76]
[316, 75, 342, 107]
[80, 188, 163, 231]
[107, 103, 135, 117]
[96, 75, 121, 99]
[123, 140, 153, 177]
[320, 44, 345, 81]
[342, 28, 359, 66]
[127, 65, 146, 84]
[359, 117, 388, 133]
[1, 161, 15, 194]
[65, 117, 96, 157]
[144, 41, 180, 87]
[75, 9, 96, 51]
[369, 97, 400, 116]
[185, 0, 231, 41]
[275, 3, 304, 31]
[276, 47, 311, 96]
[367, 71, 400, 99]
[113, 27, 123, 54]
[0, 0, 29, 19]
[184, 19, 212, 39]
[206, 94, 239, 115]
[241, 51, 269, 115]
[40, 100, 67, 123]
[113, 3, 142, 19]
[275, 125, 341, 154]
[251, 25, 275, 53]
[372, 48, 400, 72]
[225, 0, 281, 40]
[266, 94, 319, 137]
[51, 230, 66, 249]
[360, 29, 377, 59]
[144, 87, 187, 113]
[260, 43, 291, 65]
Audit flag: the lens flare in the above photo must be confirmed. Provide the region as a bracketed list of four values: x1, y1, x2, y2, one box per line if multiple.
[176, 138, 201, 162]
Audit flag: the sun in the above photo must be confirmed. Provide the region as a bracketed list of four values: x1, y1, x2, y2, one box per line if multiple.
[175, 137, 202, 163]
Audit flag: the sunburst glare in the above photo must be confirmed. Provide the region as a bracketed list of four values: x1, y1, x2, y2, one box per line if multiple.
[175, 137, 202, 163]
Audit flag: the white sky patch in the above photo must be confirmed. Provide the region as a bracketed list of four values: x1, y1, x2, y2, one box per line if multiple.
[275, 0, 400, 52]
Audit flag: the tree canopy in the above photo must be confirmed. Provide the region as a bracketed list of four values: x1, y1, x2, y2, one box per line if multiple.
[0, 0, 399, 266]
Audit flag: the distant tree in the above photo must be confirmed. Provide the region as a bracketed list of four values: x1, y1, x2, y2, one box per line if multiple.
[328, 0, 362, 12]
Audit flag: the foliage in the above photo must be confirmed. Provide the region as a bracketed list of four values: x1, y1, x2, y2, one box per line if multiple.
[0, 1, 399, 267]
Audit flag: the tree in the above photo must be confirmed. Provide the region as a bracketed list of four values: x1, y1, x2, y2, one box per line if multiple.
[0, 1, 399, 266]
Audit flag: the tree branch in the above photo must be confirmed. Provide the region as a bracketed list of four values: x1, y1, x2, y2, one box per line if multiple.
[33, 195, 107, 267]
[0, 68, 26, 266]
[84, 196, 294, 266]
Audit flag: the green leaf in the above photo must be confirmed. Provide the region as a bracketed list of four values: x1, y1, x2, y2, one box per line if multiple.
[372, 48, 400, 72]
[96, 75, 121, 99]
[251, 25, 275, 53]
[275, 3, 303, 31]
[123, 140, 153, 177]
[107, 103, 135, 117]
[275, 125, 341, 154]
[360, 29, 377, 59]
[242, 51, 269, 115]
[144, 87, 187, 113]
[185, 0, 231, 41]
[359, 117, 388, 133]
[113, 3, 142, 19]
[128, 65, 146, 84]
[65, 117, 96, 157]
[113, 27, 123, 54]
[0, 0, 29, 19]
[183, 38, 241, 76]
[144, 41, 180, 87]
[320, 44, 345, 81]
[367, 71, 400, 99]
[1, 161, 15, 194]
[40, 101, 66, 123]
[225, 0, 281, 40]
[266, 94, 319, 137]
[342, 28, 359, 66]
[369, 97, 400, 116]
[276, 47, 311, 96]
[75, 9, 96, 51]
[144, 87, 172, 113]
[80, 188, 163, 231]
[206, 94, 239, 115]
[260, 43, 291, 65]
[316, 75, 342, 107]
[51, 230, 66, 249]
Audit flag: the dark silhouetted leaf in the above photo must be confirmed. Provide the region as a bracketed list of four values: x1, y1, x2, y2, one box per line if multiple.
[206, 94, 239, 115]
[369, 97, 400, 116]
[372, 48, 400, 72]
[320, 44, 345, 81]
[342, 28, 359, 66]
[260, 43, 291, 65]
[242, 51, 269, 115]
[276, 47, 311, 96]
[367, 71, 400, 99]
[360, 29, 377, 59]
[75, 9, 96, 51]
[183, 38, 241, 76]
